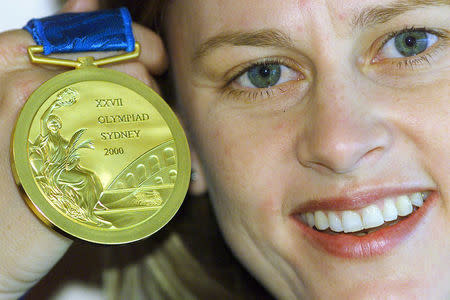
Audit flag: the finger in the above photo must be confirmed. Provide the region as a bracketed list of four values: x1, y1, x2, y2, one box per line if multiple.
[0, 68, 58, 117]
[0, 11, 168, 79]
[59, 3, 167, 74]
[51, 23, 169, 75]
[60, 0, 100, 13]
[0, 29, 37, 72]
[132, 23, 168, 75]
[108, 62, 162, 94]
[0, 0, 101, 72]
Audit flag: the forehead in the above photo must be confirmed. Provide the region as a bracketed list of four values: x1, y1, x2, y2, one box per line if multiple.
[166, 0, 449, 64]
[170, 0, 391, 38]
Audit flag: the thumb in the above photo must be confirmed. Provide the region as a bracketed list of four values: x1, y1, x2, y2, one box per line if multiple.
[60, 0, 100, 13]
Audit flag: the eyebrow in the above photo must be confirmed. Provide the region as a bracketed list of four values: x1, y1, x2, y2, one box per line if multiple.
[193, 0, 449, 62]
[353, 0, 450, 28]
[192, 29, 294, 62]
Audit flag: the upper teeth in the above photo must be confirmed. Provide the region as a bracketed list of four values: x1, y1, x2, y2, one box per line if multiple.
[298, 192, 429, 233]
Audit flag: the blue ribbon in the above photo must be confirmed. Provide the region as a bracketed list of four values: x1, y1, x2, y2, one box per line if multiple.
[24, 7, 135, 55]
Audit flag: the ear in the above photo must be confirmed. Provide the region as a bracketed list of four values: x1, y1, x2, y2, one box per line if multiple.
[189, 144, 207, 196]
[173, 111, 207, 196]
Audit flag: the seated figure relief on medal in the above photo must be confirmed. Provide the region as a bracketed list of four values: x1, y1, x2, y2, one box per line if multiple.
[28, 84, 177, 229]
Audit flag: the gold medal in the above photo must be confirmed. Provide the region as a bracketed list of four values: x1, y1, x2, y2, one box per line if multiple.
[11, 44, 190, 244]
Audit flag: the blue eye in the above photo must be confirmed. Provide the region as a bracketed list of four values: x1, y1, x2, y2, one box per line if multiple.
[235, 63, 299, 89]
[380, 29, 438, 59]
[247, 64, 281, 88]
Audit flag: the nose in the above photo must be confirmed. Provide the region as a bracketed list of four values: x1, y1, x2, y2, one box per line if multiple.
[297, 74, 392, 174]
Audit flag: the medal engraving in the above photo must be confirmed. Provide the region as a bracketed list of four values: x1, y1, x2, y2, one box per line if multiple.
[12, 67, 190, 244]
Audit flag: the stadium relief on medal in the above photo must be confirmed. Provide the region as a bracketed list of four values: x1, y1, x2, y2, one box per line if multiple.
[28, 85, 178, 230]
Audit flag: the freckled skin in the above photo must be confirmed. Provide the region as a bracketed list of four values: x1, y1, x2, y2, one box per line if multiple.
[165, 0, 450, 299]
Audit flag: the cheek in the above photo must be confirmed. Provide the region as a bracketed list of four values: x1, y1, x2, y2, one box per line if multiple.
[396, 83, 449, 201]
[191, 105, 299, 228]
[190, 109, 315, 287]
[370, 78, 450, 213]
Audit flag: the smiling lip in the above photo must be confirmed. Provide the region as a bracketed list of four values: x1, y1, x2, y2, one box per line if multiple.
[290, 189, 438, 258]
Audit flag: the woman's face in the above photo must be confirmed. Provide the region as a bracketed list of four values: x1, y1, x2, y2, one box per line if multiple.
[165, 0, 449, 298]
[47, 118, 61, 133]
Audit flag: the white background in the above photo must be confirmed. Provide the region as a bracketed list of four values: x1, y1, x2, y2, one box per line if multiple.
[0, 0, 61, 32]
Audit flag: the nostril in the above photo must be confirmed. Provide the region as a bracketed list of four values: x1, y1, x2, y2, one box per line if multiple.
[296, 112, 393, 174]
[301, 160, 357, 174]
[297, 138, 390, 174]
[298, 157, 353, 174]
[364, 146, 385, 159]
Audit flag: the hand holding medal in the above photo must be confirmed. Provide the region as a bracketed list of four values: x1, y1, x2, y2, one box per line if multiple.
[0, 1, 188, 297]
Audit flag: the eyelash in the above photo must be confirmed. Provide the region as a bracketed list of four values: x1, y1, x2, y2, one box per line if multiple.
[223, 26, 448, 101]
[376, 26, 448, 69]
[222, 57, 300, 101]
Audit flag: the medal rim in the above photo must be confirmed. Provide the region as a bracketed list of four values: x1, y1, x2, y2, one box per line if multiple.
[11, 67, 191, 244]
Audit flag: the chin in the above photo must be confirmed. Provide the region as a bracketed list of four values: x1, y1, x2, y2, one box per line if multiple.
[227, 188, 449, 300]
